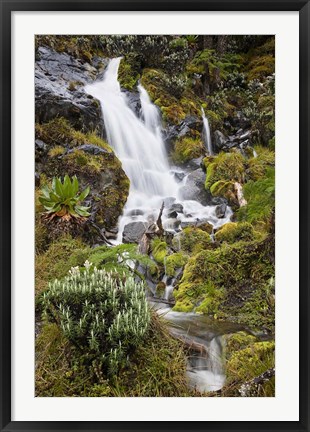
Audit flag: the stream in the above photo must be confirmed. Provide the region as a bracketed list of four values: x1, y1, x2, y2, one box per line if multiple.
[85, 57, 239, 393]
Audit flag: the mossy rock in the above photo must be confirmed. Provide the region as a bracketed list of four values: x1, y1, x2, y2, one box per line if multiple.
[224, 331, 257, 359]
[173, 226, 212, 255]
[173, 237, 275, 330]
[151, 239, 168, 264]
[37, 119, 130, 230]
[165, 252, 187, 277]
[118, 55, 141, 91]
[215, 222, 256, 243]
[205, 151, 245, 190]
[225, 340, 275, 396]
[172, 136, 204, 164]
[155, 281, 166, 298]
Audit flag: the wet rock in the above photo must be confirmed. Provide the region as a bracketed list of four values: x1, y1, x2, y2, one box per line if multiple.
[179, 168, 212, 206]
[173, 171, 186, 182]
[215, 203, 227, 218]
[35, 46, 105, 136]
[68, 144, 109, 156]
[214, 130, 227, 151]
[122, 90, 141, 115]
[123, 221, 148, 244]
[170, 203, 184, 214]
[167, 211, 178, 219]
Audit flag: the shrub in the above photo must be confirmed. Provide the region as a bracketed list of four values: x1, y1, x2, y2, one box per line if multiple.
[41, 263, 151, 375]
[39, 175, 90, 219]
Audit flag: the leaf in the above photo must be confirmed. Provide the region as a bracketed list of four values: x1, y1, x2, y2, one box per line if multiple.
[72, 176, 79, 196]
[55, 177, 64, 198]
[40, 185, 51, 199]
[78, 186, 90, 202]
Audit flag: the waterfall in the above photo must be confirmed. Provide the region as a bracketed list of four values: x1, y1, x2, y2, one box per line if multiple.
[85, 58, 232, 243]
[202, 108, 213, 156]
[85, 58, 178, 200]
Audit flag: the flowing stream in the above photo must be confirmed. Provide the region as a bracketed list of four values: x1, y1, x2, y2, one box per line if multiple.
[202, 107, 213, 156]
[85, 58, 236, 392]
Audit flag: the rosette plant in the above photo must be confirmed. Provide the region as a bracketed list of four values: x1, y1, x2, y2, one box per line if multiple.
[39, 175, 91, 220]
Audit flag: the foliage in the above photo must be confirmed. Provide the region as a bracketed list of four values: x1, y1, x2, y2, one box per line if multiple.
[41, 264, 151, 375]
[173, 226, 212, 255]
[237, 167, 275, 225]
[205, 152, 245, 190]
[165, 253, 187, 277]
[39, 175, 90, 218]
[172, 136, 204, 164]
[151, 239, 168, 264]
[215, 222, 256, 243]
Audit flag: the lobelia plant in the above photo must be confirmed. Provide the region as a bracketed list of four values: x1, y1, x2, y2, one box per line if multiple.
[39, 175, 91, 220]
[41, 262, 151, 375]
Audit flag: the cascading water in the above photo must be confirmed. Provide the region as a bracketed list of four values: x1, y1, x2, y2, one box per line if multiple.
[85, 59, 234, 392]
[202, 107, 213, 156]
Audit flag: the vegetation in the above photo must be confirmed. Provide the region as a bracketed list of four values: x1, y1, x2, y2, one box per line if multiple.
[40, 175, 90, 219]
[35, 34, 276, 398]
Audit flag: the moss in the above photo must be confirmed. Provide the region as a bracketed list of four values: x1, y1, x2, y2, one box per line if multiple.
[247, 147, 275, 181]
[173, 237, 275, 330]
[205, 152, 245, 190]
[151, 239, 168, 264]
[36, 118, 111, 151]
[48, 145, 66, 158]
[36, 314, 194, 397]
[35, 236, 91, 295]
[172, 136, 204, 164]
[118, 56, 140, 91]
[165, 252, 187, 277]
[174, 226, 212, 255]
[215, 222, 256, 243]
[247, 55, 275, 81]
[224, 331, 257, 359]
[225, 340, 275, 396]
[155, 281, 166, 298]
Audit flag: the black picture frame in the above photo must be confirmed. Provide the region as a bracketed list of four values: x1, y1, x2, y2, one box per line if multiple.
[1, 1, 309, 431]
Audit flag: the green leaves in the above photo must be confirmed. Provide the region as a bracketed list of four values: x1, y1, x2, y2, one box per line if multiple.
[39, 175, 91, 218]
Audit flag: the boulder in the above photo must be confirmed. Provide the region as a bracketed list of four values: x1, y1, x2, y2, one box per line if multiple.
[215, 203, 227, 219]
[179, 168, 212, 206]
[123, 221, 148, 244]
[35, 46, 106, 136]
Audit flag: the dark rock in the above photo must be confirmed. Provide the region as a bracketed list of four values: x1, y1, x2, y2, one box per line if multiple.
[214, 130, 227, 151]
[167, 211, 178, 219]
[123, 221, 148, 244]
[186, 156, 204, 170]
[179, 168, 212, 206]
[123, 90, 141, 115]
[215, 203, 227, 218]
[35, 139, 47, 152]
[173, 171, 186, 182]
[35, 46, 105, 136]
[170, 203, 184, 214]
[70, 144, 109, 156]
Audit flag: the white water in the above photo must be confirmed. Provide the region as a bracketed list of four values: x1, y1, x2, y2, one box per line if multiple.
[202, 107, 213, 156]
[85, 58, 231, 242]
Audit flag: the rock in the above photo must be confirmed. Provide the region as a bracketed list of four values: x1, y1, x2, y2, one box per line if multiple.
[173, 171, 186, 182]
[186, 156, 204, 170]
[67, 144, 109, 156]
[169, 203, 184, 214]
[167, 211, 178, 219]
[214, 130, 227, 151]
[122, 90, 141, 115]
[179, 168, 212, 206]
[163, 115, 202, 150]
[35, 46, 105, 136]
[122, 221, 148, 244]
[215, 203, 227, 218]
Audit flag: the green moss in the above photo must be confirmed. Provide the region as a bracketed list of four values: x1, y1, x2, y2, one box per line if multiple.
[156, 281, 166, 298]
[36, 118, 111, 151]
[175, 226, 212, 254]
[36, 313, 194, 397]
[172, 136, 204, 164]
[205, 152, 245, 190]
[224, 331, 257, 359]
[151, 239, 168, 264]
[225, 340, 275, 396]
[215, 222, 256, 243]
[48, 145, 66, 157]
[173, 237, 275, 330]
[118, 56, 140, 91]
[35, 236, 91, 295]
[165, 252, 187, 277]
[247, 147, 275, 181]
[247, 55, 275, 81]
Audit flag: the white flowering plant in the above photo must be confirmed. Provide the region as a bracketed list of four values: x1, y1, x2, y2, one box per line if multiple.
[41, 262, 150, 375]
